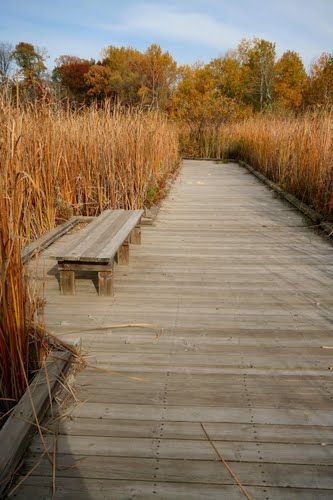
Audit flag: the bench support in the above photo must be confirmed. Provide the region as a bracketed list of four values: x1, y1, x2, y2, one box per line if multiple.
[130, 224, 141, 244]
[117, 239, 129, 265]
[58, 261, 114, 296]
[98, 270, 113, 296]
[55, 210, 143, 297]
[60, 270, 75, 295]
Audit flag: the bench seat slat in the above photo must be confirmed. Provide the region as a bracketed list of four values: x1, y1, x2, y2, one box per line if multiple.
[54, 209, 143, 264]
[97, 210, 143, 260]
[54, 210, 124, 261]
[80, 212, 133, 261]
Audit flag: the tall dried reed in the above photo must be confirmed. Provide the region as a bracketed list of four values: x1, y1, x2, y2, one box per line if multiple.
[180, 113, 333, 216]
[1, 98, 179, 243]
[0, 96, 179, 415]
[0, 178, 45, 416]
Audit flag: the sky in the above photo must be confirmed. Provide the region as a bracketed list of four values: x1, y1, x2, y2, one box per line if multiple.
[1, 0, 332, 71]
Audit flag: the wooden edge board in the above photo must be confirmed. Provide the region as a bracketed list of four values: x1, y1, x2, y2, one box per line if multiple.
[0, 350, 72, 497]
[74, 216, 97, 222]
[182, 157, 235, 162]
[22, 217, 80, 264]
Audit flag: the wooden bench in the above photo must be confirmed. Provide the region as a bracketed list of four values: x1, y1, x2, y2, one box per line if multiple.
[52, 209, 143, 296]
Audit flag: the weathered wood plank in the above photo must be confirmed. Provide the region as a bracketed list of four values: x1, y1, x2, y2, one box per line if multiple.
[54, 209, 123, 261]
[30, 434, 333, 464]
[70, 403, 333, 425]
[97, 210, 143, 259]
[12, 477, 333, 500]
[53, 418, 333, 444]
[22, 217, 79, 263]
[54, 210, 143, 263]
[21, 454, 333, 489]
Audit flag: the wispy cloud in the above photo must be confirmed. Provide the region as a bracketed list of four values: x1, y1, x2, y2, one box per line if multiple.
[100, 3, 245, 52]
[1, 0, 332, 68]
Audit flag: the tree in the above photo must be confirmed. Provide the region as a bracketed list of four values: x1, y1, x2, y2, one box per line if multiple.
[304, 53, 333, 108]
[0, 42, 14, 82]
[172, 64, 250, 132]
[238, 38, 276, 111]
[53, 55, 93, 102]
[273, 51, 306, 112]
[85, 64, 119, 100]
[209, 51, 244, 101]
[139, 44, 177, 109]
[86, 46, 143, 104]
[85, 44, 177, 108]
[13, 42, 46, 83]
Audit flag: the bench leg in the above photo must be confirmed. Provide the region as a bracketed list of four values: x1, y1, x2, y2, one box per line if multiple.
[130, 225, 141, 244]
[60, 270, 75, 295]
[98, 270, 113, 296]
[117, 240, 129, 265]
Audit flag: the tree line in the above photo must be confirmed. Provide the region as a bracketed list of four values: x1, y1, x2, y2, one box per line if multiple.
[1, 39, 332, 122]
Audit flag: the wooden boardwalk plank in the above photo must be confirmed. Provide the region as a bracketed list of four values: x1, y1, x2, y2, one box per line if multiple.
[16, 160, 333, 499]
[20, 455, 333, 488]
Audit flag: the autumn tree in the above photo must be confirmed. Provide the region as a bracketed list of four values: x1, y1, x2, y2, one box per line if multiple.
[172, 64, 250, 132]
[138, 44, 177, 110]
[209, 51, 244, 101]
[304, 53, 333, 108]
[273, 51, 306, 112]
[13, 42, 46, 83]
[85, 46, 143, 104]
[53, 55, 93, 102]
[238, 38, 276, 110]
[84, 64, 114, 100]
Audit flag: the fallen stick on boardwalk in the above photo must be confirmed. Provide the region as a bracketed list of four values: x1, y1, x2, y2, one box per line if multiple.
[200, 423, 252, 500]
[56, 323, 165, 341]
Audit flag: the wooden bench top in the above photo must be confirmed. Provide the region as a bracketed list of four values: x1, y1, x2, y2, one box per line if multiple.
[52, 209, 143, 263]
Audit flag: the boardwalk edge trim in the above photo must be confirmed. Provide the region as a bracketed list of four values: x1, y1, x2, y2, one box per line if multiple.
[0, 350, 72, 497]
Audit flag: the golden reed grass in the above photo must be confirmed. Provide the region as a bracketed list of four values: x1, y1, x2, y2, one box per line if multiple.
[1, 99, 179, 243]
[0, 96, 179, 415]
[180, 113, 333, 216]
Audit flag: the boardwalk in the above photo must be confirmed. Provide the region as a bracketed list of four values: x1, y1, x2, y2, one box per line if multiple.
[16, 160, 333, 499]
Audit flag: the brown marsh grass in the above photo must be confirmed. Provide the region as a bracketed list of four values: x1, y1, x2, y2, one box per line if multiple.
[180, 113, 333, 216]
[1, 98, 179, 243]
[0, 178, 45, 416]
[0, 97, 179, 415]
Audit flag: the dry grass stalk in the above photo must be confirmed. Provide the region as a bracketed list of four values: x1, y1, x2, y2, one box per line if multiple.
[1, 96, 179, 244]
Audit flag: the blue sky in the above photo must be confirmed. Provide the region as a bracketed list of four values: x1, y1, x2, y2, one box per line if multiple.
[1, 0, 332, 71]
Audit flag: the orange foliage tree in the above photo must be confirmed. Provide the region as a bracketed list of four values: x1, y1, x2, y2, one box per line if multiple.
[273, 51, 306, 112]
[53, 55, 93, 102]
[304, 53, 333, 108]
